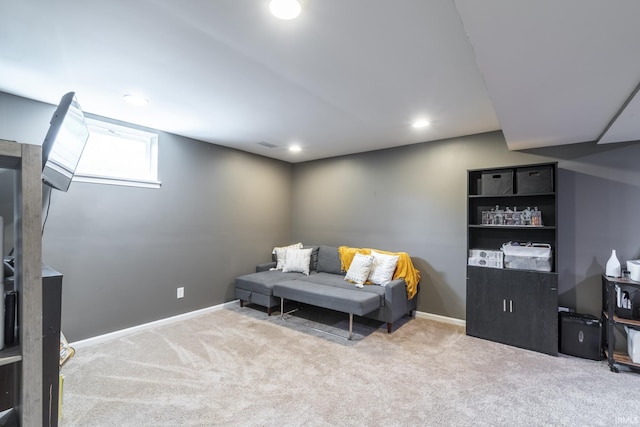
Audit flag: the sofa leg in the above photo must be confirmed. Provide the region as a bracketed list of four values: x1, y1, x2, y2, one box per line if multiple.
[387, 322, 392, 333]
[240, 300, 244, 308]
[409, 309, 414, 317]
[349, 313, 353, 340]
[267, 306, 272, 316]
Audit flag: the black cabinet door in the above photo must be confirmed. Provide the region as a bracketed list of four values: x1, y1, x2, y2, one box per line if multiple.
[466, 266, 510, 343]
[467, 266, 558, 355]
[505, 270, 558, 355]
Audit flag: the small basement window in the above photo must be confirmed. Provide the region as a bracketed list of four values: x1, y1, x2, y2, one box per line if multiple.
[74, 118, 161, 188]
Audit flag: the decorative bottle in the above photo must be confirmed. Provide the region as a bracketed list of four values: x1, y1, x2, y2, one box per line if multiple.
[495, 206, 504, 225]
[605, 250, 621, 278]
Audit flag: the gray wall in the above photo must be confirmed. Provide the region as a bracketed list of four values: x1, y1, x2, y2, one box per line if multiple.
[533, 141, 640, 318]
[4, 90, 640, 340]
[291, 131, 640, 320]
[0, 92, 293, 341]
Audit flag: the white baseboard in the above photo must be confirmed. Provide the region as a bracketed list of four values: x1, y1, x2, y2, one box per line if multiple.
[71, 302, 465, 349]
[415, 310, 466, 327]
[71, 300, 237, 349]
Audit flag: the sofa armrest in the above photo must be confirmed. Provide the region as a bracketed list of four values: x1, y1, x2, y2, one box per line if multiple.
[382, 278, 418, 323]
[256, 262, 277, 272]
[384, 278, 409, 303]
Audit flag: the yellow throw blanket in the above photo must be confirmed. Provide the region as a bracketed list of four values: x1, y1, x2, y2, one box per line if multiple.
[338, 246, 420, 300]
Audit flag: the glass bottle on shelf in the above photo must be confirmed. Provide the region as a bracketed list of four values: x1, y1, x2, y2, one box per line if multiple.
[522, 207, 532, 226]
[531, 207, 542, 226]
[512, 207, 521, 226]
[495, 205, 504, 225]
[505, 207, 514, 225]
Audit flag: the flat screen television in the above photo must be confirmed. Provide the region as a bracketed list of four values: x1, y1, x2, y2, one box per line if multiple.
[41, 91, 90, 192]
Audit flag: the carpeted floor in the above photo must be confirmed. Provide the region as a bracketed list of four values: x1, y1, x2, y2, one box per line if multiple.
[59, 304, 640, 426]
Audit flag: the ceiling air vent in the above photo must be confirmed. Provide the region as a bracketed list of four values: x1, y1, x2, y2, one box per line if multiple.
[258, 141, 278, 148]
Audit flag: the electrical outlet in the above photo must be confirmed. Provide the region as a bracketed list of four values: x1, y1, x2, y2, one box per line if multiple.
[177, 287, 184, 299]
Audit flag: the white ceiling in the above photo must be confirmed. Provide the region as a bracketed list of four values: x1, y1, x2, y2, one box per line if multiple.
[1, 1, 639, 163]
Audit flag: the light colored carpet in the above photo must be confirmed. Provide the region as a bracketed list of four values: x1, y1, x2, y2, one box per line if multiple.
[59, 304, 640, 426]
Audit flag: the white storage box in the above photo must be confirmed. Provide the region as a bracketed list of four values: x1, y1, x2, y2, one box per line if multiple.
[501, 242, 552, 272]
[625, 326, 640, 364]
[627, 260, 640, 282]
[468, 249, 503, 260]
[468, 257, 503, 268]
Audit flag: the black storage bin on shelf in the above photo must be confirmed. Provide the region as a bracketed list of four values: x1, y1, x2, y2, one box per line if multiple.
[481, 170, 513, 195]
[614, 284, 640, 320]
[516, 165, 553, 194]
[559, 312, 602, 360]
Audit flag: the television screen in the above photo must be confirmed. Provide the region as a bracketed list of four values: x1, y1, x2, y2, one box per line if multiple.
[41, 92, 90, 192]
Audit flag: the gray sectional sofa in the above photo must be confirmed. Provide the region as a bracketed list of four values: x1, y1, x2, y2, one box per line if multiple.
[234, 245, 419, 337]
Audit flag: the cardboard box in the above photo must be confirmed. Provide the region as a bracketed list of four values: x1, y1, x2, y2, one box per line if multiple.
[468, 249, 503, 260]
[468, 257, 503, 268]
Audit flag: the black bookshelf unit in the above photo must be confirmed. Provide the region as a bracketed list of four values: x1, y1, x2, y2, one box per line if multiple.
[466, 162, 559, 355]
[602, 275, 640, 373]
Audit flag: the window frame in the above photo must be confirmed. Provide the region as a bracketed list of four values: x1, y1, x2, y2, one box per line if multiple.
[73, 118, 161, 189]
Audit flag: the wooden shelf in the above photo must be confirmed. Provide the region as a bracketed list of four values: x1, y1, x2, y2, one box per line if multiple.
[602, 276, 640, 374]
[0, 347, 22, 367]
[468, 264, 557, 275]
[469, 225, 556, 230]
[605, 276, 640, 286]
[603, 311, 640, 327]
[0, 139, 43, 426]
[604, 349, 640, 368]
[468, 192, 555, 198]
[0, 139, 22, 167]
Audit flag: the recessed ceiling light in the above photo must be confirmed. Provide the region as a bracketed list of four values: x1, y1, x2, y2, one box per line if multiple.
[412, 119, 430, 129]
[289, 144, 302, 152]
[123, 94, 149, 106]
[269, 0, 301, 20]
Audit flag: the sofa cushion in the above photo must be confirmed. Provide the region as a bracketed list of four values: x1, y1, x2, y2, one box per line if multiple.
[282, 248, 313, 275]
[235, 270, 306, 295]
[272, 243, 303, 270]
[273, 280, 379, 316]
[304, 245, 320, 272]
[317, 245, 342, 274]
[297, 272, 386, 307]
[344, 253, 374, 285]
[368, 250, 400, 286]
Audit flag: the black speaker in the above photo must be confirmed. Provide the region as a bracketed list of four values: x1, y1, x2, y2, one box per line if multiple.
[559, 312, 603, 360]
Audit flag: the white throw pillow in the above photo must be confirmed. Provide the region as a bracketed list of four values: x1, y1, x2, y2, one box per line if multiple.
[282, 248, 313, 275]
[272, 242, 303, 270]
[344, 253, 375, 285]
[368, 250, 400, 286]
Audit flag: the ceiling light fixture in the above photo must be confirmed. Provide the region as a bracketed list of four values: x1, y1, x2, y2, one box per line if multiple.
[269, 0, 301, 20]
[289, 144, 302, 152]
[123, 94, 149, 106]
[411, 119, 430, 129]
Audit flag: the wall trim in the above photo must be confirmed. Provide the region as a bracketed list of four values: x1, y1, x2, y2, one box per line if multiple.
[71, 301, 237, 349]
[71, 302, 466, 349]
[415, 310, 466, 327]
